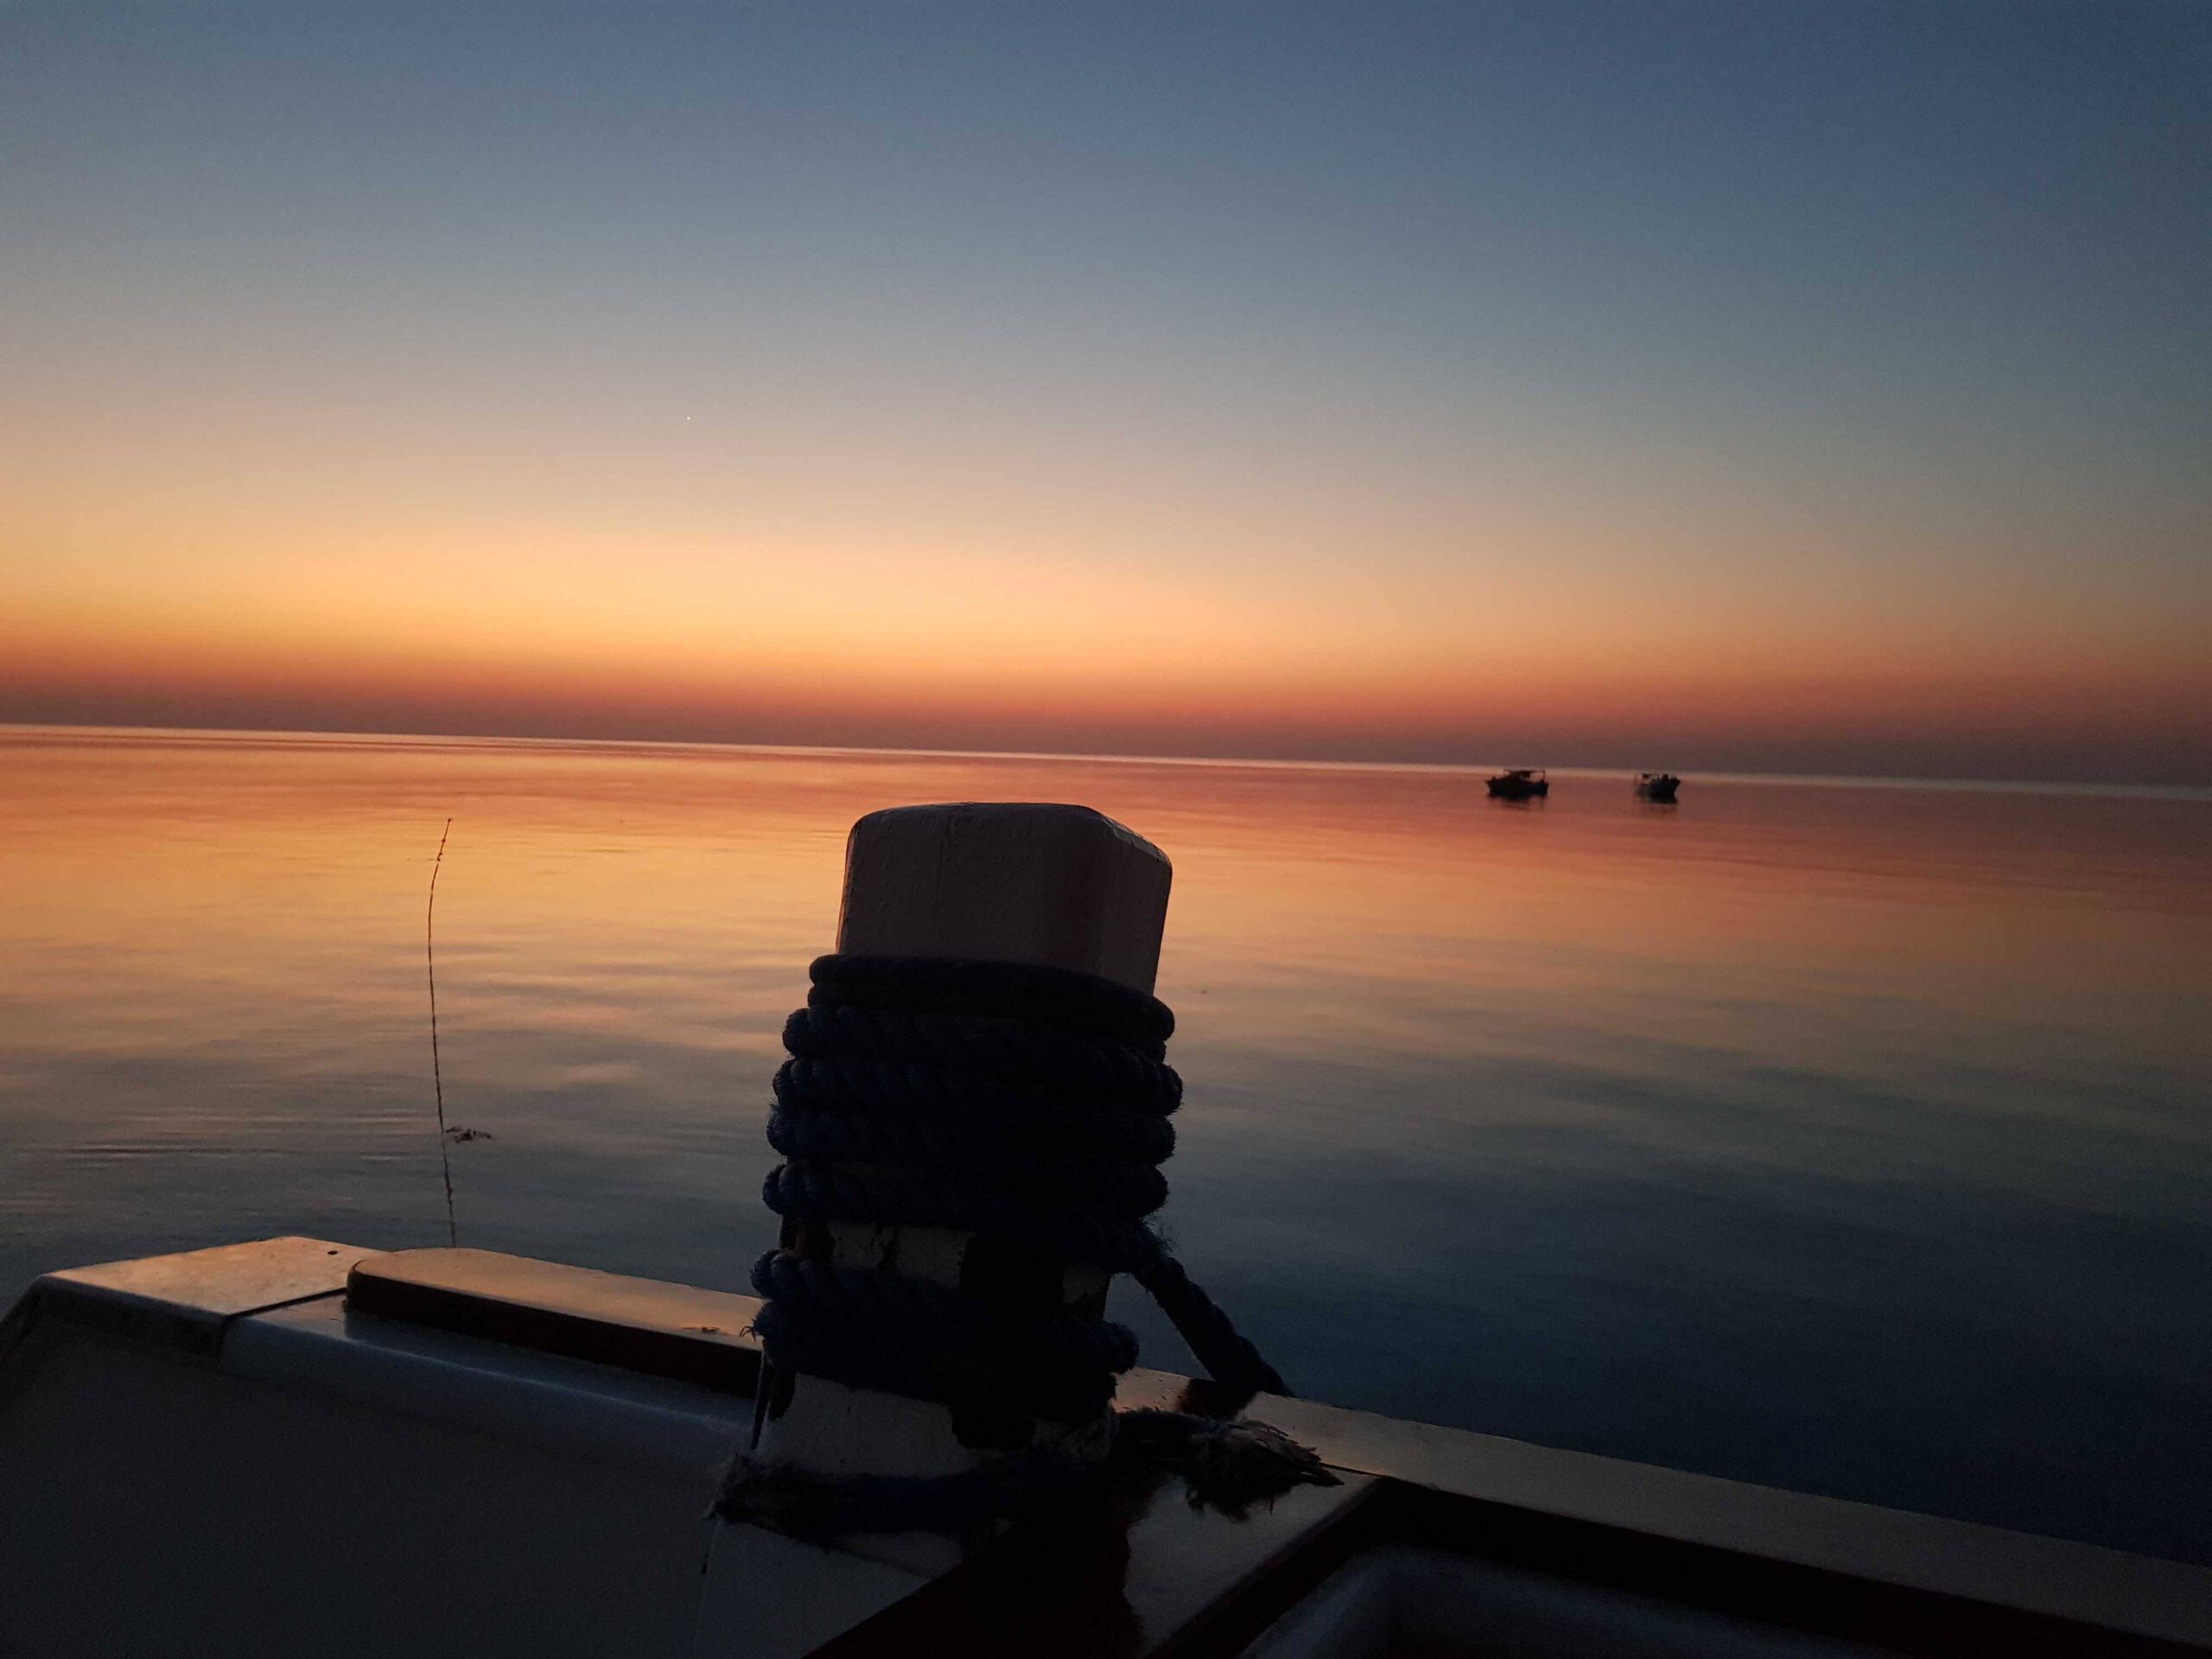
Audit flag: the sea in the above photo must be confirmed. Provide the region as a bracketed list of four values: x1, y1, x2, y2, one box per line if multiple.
[3, 725, 2208, 1564]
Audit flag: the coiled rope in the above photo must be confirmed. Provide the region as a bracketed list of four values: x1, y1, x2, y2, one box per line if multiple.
[718, 954, 1322, 1535]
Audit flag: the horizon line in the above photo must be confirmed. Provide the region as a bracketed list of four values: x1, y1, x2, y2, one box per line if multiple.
[6, 719, 2209, 804]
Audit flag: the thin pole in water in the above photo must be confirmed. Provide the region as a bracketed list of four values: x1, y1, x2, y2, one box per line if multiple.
[427, 818, 456, 1247]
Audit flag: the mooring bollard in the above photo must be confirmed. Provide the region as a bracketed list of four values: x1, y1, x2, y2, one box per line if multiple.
[748, 802, 1172, 1571]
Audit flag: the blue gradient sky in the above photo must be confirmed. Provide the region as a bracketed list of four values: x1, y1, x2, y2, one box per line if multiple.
[3, 3, 2207, 779]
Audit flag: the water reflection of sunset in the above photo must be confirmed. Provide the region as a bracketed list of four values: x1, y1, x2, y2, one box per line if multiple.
[9, 725, 2204, 1113]
[6, 728, 2212, 1560]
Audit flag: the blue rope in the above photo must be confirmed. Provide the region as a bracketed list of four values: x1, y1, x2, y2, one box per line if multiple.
[752, 956, 1290, 1435]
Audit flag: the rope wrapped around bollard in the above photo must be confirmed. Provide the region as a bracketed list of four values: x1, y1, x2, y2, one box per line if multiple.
[716, 954, 1334, 1536]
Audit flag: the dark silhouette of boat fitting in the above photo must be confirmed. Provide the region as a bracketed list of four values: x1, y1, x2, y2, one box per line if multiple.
[1635, 772, 1681, 803]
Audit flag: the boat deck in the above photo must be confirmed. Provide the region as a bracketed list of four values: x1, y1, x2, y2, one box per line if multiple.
[3, 1237, 2205, 1657]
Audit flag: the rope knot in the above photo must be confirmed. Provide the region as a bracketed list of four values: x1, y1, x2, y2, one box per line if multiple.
[740, 954, 1313, 1535]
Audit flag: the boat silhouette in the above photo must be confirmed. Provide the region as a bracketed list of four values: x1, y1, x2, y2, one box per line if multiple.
[1485, 767, 1548, 800]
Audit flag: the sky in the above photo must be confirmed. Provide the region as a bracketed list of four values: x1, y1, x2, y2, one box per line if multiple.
[3, 2, 2206, 782]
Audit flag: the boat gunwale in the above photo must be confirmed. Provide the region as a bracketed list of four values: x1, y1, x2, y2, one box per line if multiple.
[8, 1241, 2205, 1651]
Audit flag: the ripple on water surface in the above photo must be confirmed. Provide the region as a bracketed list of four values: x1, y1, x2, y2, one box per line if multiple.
[2, 727, 2208, 1563]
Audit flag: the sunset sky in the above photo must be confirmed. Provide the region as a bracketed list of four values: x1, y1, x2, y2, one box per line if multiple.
[3, 3, 2206, 782]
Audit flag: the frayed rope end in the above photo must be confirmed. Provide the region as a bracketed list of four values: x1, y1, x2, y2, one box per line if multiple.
[1111, 1409, 1340, 1518]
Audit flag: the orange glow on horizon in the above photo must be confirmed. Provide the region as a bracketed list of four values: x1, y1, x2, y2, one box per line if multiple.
[7, 486, 2207, 779]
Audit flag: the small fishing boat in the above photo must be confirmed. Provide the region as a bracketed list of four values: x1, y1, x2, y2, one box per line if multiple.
[1485, 767, 1548, 800]
[1635, 772, 1680, 803]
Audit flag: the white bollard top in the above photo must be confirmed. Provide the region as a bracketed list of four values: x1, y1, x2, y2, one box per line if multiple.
[836, 803, 1172, 994]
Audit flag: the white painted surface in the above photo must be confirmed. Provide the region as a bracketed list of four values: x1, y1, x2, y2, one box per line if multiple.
[692, 1523, 925, 1659]
[0, 1317, 720, 1656]
[836, 802, 1171, 992]
[8, 1240, 2209, 1654]
[1242, 1547, 1886, 1659]
[228, 1295, 752, 1483]
[0, 1288, 925, 1658]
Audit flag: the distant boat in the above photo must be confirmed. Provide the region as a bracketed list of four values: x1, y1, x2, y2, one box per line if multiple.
[1635, 772, 1681, 803]
[1485, 767, 1549, 800]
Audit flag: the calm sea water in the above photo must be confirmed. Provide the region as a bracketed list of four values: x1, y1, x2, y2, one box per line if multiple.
[3, 727, 2209, 1562]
